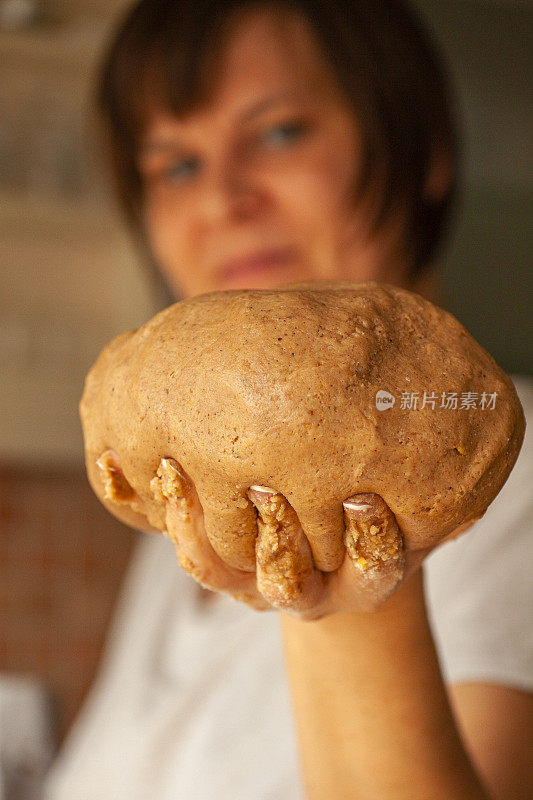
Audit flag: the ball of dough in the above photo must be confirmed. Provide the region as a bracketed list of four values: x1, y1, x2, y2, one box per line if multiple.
[80, 280, 525, 572]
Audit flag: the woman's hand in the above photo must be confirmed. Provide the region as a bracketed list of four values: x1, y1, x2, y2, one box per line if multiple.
[96, 449, 472, 620]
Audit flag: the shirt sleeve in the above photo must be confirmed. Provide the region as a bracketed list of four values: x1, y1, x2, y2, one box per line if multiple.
[423, 375, 533, 691]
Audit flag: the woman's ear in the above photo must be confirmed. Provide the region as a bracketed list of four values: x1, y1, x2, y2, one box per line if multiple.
[423, 143, 455, 203]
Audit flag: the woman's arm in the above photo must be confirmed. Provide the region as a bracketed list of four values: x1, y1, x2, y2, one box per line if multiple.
[280, 569, 490, 800]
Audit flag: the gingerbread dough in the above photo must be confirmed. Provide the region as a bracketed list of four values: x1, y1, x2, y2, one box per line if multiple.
[80, 280, 525, 588]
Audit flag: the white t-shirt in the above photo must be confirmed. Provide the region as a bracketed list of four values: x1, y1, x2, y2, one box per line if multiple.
[45, 376, 533, 800]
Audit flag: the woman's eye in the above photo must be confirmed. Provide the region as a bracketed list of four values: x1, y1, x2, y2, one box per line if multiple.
[259, 120, 308, 148]
[163, 156, 201, 183]
[147, 122, 307, 185]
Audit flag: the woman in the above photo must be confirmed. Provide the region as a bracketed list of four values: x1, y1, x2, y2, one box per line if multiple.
[46, 1, 533, 798]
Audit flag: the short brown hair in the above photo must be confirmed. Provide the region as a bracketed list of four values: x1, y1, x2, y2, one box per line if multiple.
[96, 0, 460, 277]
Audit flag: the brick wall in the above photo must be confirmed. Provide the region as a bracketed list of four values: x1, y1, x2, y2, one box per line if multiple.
[0, 465, 136, 746]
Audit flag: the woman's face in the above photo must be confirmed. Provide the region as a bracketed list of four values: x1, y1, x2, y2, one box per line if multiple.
[138, 7, 412, 299]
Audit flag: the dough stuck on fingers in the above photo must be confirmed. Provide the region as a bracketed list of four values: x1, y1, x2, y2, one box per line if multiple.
[342, 492, 404, 576]
[97, 449, 137, 504]
[339, 493, 406, 610]
[80, 280, 526, 610]
[248, 485, 325, 612]
[149, 457, 190, 547]
[152, 459, 270, 610]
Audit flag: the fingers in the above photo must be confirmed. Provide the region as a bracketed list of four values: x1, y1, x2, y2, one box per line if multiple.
[153, 464, 406, 615]
[151, 459, 269, 611]
[97, 449, 137, 504]
[247, 486, 326, 614]
[342, 493, 403, 571]
[99, 450, 409, 616]
[247, 489, 407, 617]
[326, 492, 406, 612]
[94, 449, 161, 533]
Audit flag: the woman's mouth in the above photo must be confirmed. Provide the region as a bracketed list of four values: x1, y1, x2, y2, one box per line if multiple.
[216, 247, 296, 289]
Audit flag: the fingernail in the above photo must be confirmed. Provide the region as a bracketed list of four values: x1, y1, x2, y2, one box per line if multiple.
[248, 485, 277, 508]
[343, 499, 373, 513]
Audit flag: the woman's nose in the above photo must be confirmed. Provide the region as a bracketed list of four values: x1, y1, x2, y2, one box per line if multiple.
[200, 163, 266, 223]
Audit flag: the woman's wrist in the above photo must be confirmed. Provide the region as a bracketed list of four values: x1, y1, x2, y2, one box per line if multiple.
[280, 570, 489, 800]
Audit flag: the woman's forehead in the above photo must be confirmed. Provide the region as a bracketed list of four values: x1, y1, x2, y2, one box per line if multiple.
[138, 6, 345, 140]
[208, 6, 330, 83]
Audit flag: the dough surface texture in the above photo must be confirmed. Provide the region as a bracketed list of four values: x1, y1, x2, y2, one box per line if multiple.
[80, 280, 525, 574]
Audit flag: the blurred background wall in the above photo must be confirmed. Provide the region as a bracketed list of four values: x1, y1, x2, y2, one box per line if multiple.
[0, 0, 159, 769]
[412, 0, 532, 376]
[0, 0, 531, 779]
